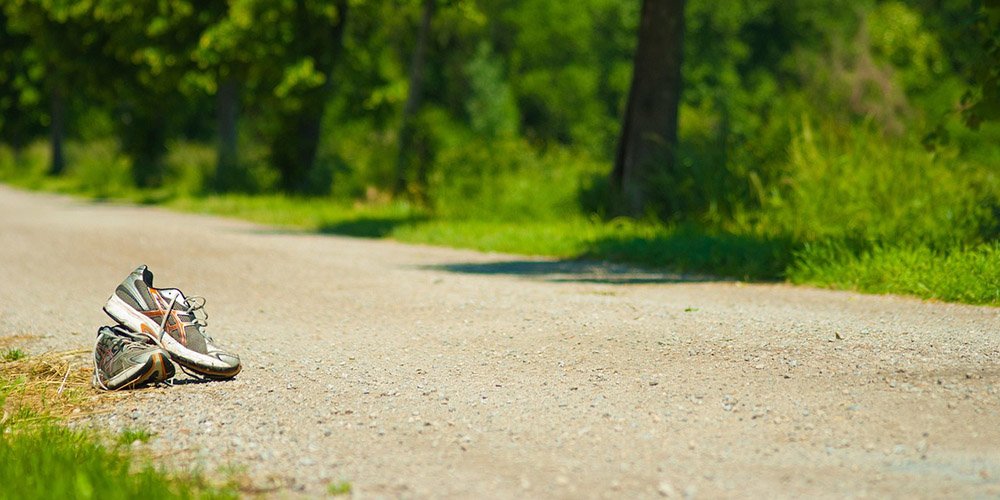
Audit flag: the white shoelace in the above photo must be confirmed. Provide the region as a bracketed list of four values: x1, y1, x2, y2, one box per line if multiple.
[156, 294, 216, 381]
[150, 294, 212, 347]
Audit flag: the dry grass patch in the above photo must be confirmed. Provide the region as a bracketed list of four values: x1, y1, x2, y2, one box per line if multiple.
[0, 334, 41, 349]
[1, 348, 242, 499]
[0, 348, 104, 425]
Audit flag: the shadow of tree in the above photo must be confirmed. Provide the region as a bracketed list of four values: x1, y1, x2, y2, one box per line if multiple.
[425, 228, 796, 284]
[168, 377, 228, 386]
[318, 215, 428, 238]
[581, 229, 796, 281]
[423, 259, 723, 285]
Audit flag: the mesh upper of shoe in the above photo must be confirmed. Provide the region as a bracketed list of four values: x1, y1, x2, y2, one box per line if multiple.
[94, 327, 160, 381]
[154, 288, 211, 354]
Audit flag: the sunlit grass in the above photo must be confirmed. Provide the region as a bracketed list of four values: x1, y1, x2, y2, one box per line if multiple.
[118, 427, 155, 445]
[0, 349, 239, 500]
[1, 348, 26, 362]
[1, 134, 996, 307]
[327, 480, 352, 496]
[790, 241, 1000, 305]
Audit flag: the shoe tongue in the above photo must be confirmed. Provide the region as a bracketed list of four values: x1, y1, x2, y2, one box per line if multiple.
[115, 327, 147, 343]
[137, 265, 154, 287]
[158, 288, 190, 309]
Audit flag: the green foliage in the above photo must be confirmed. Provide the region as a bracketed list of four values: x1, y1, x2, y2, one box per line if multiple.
[0, 11, 45, 149]
[0, 424, 237, 500]
[0, 356, 238, 500]
[490, 0, 636, 153]
[755, 118, 997, 247]
[1, 349, 26, 362]
[1, 0, 998, 305]
[428, 137, 605, 221]
[963, 1, 1000, 127]
[867, 1, 946, 92]
[327, 480, 352, 496]
[118, 427, 155, 446]
[65, 140, 134, 198]
[164, 141, 216, 196]
[464, 42, 519, 138]
[791, 242, 1000, 305]
[0, 141, 48, 181]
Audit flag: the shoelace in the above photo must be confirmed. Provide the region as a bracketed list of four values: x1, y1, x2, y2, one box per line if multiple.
[154, 294, 216, 381]
[184, 295, 212, 342]
[150, 294, 213, 346]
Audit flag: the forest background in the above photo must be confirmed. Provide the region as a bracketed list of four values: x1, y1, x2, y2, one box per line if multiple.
[1, 0, 998, 305]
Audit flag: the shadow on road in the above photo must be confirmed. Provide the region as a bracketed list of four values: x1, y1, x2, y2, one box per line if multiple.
[232, 214, 427, 238]
[169, 376, 234, 386]
[422, 259, 726, 285]
[318, 215, 428, 238]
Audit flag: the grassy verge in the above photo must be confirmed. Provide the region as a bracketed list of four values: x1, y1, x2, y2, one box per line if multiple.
[2, 172, 997, 306]
[167, 194, 794, 279]
[789, 241, 1000, 305]
[0, 347, 238, 499]
[169, 194, 999, 305]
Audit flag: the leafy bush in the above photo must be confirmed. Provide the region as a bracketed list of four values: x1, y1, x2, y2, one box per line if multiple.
[755, 118, 998, 247]
[428, 136, 604, 221]
[791, 241, 1000, 305]
[65, 140, 134, 198]
[0, 141, 49, 181]
[164, 141, 215, 196]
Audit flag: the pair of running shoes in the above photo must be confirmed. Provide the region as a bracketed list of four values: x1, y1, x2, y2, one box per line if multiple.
[92, 265, 241, 390]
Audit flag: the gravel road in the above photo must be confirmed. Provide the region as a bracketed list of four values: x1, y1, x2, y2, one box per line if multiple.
[1, 185, 998, 498]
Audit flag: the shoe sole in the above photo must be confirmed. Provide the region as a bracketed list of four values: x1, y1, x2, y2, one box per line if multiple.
[104, 294, 241, 379]
[100, 352, 174, 390]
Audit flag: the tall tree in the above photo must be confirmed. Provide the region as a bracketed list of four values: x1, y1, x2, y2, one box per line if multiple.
[215, 77, 240, 184]
[268, 0, 350, 193]
[612, 0, 685, 216]
[0, 12, 45, 155]
[394, 0, 436, 197]
[188, 4, 244, 189]
[963, 1, 1000, 128]
[0, 1, 99, 176]
[48, 82, 66, 174]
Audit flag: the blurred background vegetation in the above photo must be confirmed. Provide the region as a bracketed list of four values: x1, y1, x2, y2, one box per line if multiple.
[0, 0, 997, 304]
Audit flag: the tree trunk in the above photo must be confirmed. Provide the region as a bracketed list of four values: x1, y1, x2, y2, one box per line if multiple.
[214, 76, 239, 190]
[394, 0, 435, 197]
[49, 84, 66, 175]
[612, 0, 685, 216]
[274, 0, 349, 193]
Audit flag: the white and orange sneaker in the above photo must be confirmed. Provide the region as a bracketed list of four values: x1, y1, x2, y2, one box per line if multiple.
[104, 265, 241, 380]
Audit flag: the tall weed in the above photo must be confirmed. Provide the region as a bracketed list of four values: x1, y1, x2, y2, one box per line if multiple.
[755, 118, 996, 247]
[64, 140, 133, 197]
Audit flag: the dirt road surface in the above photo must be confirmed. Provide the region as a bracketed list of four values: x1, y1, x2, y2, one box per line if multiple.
[1, 185, 998, 498]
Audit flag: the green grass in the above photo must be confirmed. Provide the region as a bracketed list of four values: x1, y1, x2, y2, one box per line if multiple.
[1, 348, 26, 362]
[0, 425, 237, 500]
[790, 241, 1000, 305]
[169, 195, 794, 280]
[3, 174, 998, 304]
[1, 128, 997, 306]
[170, 194, 1000, 305]
[0, 351, 238, 500]
[118, 427, 156, 445]
[327, 480, 352, 496]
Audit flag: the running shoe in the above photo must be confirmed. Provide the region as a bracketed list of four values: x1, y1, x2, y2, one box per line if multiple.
[93, 325, 175, 390]
[104, 265, 242, 379]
